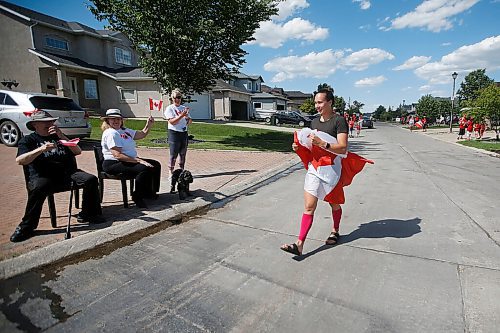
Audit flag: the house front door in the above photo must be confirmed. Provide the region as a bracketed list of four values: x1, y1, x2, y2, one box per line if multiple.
[68, 77, 79, 104]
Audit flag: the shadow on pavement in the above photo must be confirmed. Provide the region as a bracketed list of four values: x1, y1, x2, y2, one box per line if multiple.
[294, 217, 422, 261]
[194, 169, 257, 179]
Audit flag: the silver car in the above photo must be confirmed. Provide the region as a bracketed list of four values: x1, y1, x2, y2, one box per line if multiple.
[0, 90, 91, 147]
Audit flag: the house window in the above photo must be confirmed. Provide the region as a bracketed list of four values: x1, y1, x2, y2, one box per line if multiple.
[253, 102, 262, 109]
[115, 47, 132, 65]
[277, 104, 285, 111]
[45, 37, 69, 50]
[84, 79, 98, 99]
[255, 82, 260, 91]
[120, 88, 136, 102]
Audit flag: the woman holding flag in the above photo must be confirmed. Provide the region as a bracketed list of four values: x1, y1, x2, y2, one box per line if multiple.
[280, 88, 373, 256]
[164, 89, 192, 179]
[100, 109, 161, 208]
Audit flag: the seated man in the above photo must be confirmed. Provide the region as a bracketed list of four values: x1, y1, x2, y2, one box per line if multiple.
[10, 110, 105, 243]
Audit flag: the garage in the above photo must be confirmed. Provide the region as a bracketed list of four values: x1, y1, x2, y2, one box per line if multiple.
[231, 100, 248, 120]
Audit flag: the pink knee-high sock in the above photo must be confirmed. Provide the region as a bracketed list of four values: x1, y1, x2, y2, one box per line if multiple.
[298, 213, 314, 241]
[333, 207, 342, 231]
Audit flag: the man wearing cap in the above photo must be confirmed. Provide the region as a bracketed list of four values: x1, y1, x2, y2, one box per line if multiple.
[10, 110, 104, 242]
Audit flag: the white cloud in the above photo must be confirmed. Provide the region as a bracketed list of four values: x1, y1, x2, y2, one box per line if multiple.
[342, 48, 395, 71]
[264, 47, 394, 82]
[386, 0, 480, 32]
[274, 0, 310, 21]
[353, 0, 371, 10]
[250, 17, 328, 48]
[414, 35, 500, 84]
[393, 56, 432, 70]
[264, 49, 345, 82]
[419, 85, 432, 91]
[441, 42, 452, 46]
[354, 76, 387, 87]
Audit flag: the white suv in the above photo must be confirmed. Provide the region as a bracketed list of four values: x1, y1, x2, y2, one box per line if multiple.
[0, 90, 92, 147]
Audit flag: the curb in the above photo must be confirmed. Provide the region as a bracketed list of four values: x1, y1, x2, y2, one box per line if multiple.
[0, 158, 299, 280]
[392, 124, 499, 158]
[418, 130, 500, 159]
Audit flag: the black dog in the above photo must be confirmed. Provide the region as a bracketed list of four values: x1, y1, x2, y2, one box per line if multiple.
[170, 169, 193, 199]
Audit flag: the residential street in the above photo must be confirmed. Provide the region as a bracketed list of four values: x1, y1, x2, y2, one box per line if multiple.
[1, 123, 499, 332]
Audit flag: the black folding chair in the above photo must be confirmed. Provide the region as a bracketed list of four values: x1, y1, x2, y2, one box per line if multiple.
[93, 146, 135, 208]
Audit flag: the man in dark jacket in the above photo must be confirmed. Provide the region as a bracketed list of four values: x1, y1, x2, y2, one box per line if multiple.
[10, 110, 104, 242]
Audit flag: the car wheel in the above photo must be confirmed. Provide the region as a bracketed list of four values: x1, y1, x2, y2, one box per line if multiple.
[265, 117, 271, 124]
[275, 118, 280, 126]
[0, 120, 21, 147]
[298, 120, 305, 127]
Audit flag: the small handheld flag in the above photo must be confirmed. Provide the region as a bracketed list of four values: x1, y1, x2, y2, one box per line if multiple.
[149, 98, 163, 112]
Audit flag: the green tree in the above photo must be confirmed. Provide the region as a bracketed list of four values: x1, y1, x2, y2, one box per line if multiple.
[416, 95, 440, 119]
[333, 95, 346, 113]
[472, 84, 500, 140]
[299, 98, 315, 114]
[351, 100, 364, 114]
[89, 0, 278, 93]
[373, 105, 386, 120]
[437, 99, 453, 120]
[456, 69, 494, 107]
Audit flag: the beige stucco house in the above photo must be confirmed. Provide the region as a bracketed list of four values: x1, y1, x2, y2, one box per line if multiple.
[0, 1, 262, 120]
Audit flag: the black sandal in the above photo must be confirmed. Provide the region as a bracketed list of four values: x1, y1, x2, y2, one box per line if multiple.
[280, 243, 302, 256]
[325, 232, 339, 245]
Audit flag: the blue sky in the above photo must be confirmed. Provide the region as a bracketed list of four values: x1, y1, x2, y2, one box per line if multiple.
[8, 0, 500, 112]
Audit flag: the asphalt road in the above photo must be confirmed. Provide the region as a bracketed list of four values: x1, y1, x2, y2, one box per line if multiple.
[1, 123, 499, 332]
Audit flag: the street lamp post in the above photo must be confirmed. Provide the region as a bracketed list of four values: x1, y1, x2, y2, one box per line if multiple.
[450, 72, 458, 133]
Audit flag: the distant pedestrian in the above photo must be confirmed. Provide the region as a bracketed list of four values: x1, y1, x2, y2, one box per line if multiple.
[348, 119, 355, 138]
[466, 118, 473, 141]
[356, 119, 361, 137]
[409, 116, 415, 132]
[422, 116, 428, 132]
[474, 122, 481, 139]
[458, 116, 466, 140]
[480, 122, 486, 139]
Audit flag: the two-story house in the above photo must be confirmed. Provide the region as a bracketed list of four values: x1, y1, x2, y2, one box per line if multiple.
[229, 74, 289, 121]
[0, 1, 285, 121]
[0, 0, 170, 118]
[261, 84, 312, 112]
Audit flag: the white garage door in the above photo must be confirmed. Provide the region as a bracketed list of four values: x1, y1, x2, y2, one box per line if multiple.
[184, 94, 211, 119]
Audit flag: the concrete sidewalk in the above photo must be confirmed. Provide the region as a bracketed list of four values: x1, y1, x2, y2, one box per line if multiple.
[394, 124, 499, 157]
[0, 141, 298, 278]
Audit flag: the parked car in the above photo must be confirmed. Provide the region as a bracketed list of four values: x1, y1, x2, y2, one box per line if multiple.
[361, 118, 374, 129]
[253, 109, 276, 123]
[0, 90, 91, 147]
[273, 111, 311, 127]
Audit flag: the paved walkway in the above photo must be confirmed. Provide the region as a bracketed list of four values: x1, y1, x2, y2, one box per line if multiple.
[0, 139, 297, 266]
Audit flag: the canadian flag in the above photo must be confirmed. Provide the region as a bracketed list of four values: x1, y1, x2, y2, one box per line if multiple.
[415, 120, 423, 129]
[149, 98, 163, 112]
[294, 128, 374, 204]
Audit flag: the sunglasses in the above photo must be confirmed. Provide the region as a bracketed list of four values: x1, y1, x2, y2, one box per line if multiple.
[174, 96, 182, 99]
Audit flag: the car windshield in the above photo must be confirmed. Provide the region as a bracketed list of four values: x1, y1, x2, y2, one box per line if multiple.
[29, 96, 83, 111]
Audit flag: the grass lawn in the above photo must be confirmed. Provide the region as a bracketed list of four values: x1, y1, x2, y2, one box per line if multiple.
[89, 118, 294, 152]
[458, 139, 500, 154]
